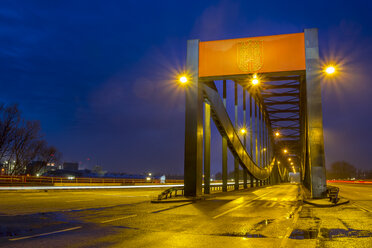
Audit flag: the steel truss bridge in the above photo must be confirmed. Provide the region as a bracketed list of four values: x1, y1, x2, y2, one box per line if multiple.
[183, 28, 326, 198]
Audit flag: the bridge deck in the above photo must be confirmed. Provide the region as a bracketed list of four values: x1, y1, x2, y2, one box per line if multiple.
[0, 183, 371, 247]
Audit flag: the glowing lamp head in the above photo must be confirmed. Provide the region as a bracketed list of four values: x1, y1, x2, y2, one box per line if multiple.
[240, 128, 247, 135]
[251, 74, 259, 85]
[290, 162, 294, 165]
[288, 158, 291, 161]
[275, 131, 280, 137]
[283, 149, 288, 154]
[325, 66, 336, 75]
[179, 76, 188, 84]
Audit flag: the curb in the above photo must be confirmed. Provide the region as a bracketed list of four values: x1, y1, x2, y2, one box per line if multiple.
[303, 198, 350, 207]
[151, 197, 204, 203]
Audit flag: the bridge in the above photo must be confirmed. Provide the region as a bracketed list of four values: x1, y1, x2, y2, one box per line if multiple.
[1, 29, 371, 248]
[183, 28, 326, 199]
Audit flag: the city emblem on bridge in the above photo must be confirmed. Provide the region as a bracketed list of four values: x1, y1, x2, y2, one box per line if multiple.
[237, 40, 263, 73]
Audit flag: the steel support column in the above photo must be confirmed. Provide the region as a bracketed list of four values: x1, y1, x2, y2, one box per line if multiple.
[243, 89, 248, 189]
[258, 103, 262, 167]
[250, 95, 253, 159]
[234, 82, 239, 190]
[255, 99, 258, 165]
[304, 28, 327, 198]
[184, 39, 203, 197]
[204, 102, 211, 194]
[222, 80, 228, 192]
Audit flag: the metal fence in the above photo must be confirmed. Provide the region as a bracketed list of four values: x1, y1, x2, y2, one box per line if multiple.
[0, 175, 184, 185]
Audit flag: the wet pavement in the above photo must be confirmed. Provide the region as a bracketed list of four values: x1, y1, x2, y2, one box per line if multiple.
[0, 183, 371, 247]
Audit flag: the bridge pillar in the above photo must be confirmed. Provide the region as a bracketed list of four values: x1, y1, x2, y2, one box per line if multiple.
[243, 90, 248, 189]
[204, 102, 211, 194]
[184, 39, 203, 197]
[250, 174, 254, 188]
[234, 82, 239, 190]
[222, 80, 228, 192]
[304, 28, 327, 198]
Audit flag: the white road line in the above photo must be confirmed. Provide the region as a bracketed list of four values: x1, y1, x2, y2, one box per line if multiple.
[100, 214, 137, 223]
[212, 191, 272, 219]
[66, 199, 94, 203]
[9, 226, 82, 241]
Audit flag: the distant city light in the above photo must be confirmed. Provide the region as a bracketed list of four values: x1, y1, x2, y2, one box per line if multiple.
[275, 131, 280, 137]
[290, 162, 294, 165]
[240, 128, 247, 135]
[288, 158, 291, 161]
[283, 149, 288, 154]
[146, 177, 151, 181]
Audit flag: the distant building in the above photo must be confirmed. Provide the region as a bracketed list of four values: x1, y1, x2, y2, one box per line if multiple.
[26, 161, 57, 176]
[63, 162, 79, 171]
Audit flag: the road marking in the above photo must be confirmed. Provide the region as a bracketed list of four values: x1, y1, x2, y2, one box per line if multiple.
[212, 191, 272, 219]
[66, 199, 94, 203]
[9, 226, 82, 241]
[100, 214, 137, 223]
[25, 196, 58, 199]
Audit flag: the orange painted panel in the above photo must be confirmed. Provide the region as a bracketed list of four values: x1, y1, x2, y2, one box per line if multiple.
[199, 33, 306, 77]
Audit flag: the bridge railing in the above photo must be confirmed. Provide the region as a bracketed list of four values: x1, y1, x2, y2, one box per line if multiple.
[0, 175, 184, 185]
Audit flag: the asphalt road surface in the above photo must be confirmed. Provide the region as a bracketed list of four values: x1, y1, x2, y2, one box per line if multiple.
[328, 182, 372, 212]
[0, 183, 371, 248]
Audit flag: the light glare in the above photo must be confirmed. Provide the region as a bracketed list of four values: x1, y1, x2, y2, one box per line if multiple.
[325, 66, 336, 75]
[179, 76, 188, 84]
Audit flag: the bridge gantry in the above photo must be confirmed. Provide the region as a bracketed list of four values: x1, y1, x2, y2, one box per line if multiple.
[183, 28, 326, 199]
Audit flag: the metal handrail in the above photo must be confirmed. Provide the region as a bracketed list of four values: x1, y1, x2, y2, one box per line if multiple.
[0, 175, 184, 185]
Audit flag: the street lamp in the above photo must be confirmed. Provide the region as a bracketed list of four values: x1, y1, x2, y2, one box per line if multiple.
[283, 149, 288, 154]
[251, 74, 259, 86]
[275, 131, 280, 137]
[240, 128, 247, 135]
[325, 66, 336, 75]
[179, 75, 188, 84]
[288, 158, 291, 161]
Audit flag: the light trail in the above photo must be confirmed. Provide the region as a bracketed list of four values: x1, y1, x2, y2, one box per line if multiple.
[0, 182, 240, 191]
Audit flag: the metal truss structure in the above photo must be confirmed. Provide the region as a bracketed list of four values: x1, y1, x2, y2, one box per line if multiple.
[183, 29, 327, 199]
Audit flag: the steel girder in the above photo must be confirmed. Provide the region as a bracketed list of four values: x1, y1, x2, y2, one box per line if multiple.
[202, 82, 275, 181]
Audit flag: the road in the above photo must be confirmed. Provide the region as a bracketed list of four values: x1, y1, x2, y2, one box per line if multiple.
[328, 182, 372, 212]
[0, 183, 371, 247]
[0, 184, 306, 248]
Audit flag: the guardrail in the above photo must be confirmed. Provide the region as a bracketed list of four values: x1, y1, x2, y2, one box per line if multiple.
[327, 180, 372, 184]
[0, 175, 184, 185]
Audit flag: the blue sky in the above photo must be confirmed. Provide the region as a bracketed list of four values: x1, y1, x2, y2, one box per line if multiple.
[0, 0, 371, 174]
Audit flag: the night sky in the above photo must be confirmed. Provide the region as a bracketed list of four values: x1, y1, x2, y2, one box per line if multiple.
[1, 0, 371, 175]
